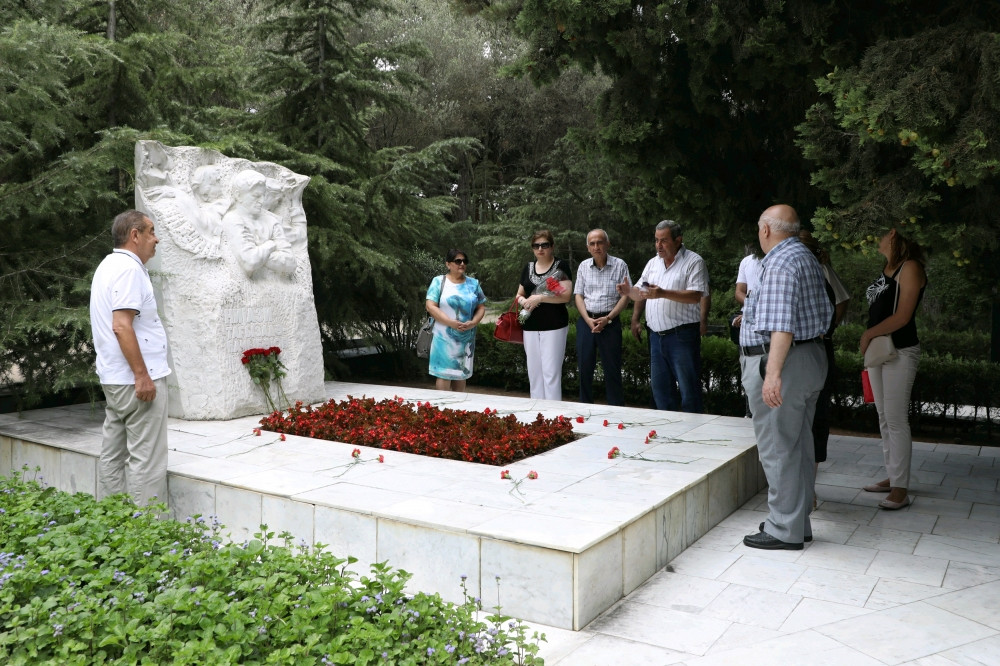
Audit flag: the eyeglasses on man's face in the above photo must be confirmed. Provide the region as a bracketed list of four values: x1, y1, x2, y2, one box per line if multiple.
[531, 242, 552, 250]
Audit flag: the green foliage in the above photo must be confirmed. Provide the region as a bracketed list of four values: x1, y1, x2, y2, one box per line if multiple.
[474, 132, 651, 298]
[0, 470, 545, 665]
[459, 0, 998, 337]
[244, 0, 482, 355]
[0, 1, 254, 407]
[0, 0, 482, 403]
[470, 318, 998, 438]
[798, 15, 1000, 291]
[834, 323, 992, 363]
[459, 0, 846, 232]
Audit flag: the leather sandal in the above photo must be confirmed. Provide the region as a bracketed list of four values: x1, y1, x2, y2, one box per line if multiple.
[878, 495, 912, 510]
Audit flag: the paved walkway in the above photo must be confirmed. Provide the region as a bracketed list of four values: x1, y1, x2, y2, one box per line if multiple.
[533, 433, 1000, 665]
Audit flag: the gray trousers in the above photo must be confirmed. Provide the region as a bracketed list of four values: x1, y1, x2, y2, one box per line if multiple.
[100, 377, 169, 508]
[741, 343, 826, 543]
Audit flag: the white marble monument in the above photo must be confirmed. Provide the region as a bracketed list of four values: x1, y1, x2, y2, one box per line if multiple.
[135, 141, 325, 420]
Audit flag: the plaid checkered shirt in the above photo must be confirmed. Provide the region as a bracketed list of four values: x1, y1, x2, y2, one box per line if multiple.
[740, 237, 833, 348]
[573, 255, 631, 315]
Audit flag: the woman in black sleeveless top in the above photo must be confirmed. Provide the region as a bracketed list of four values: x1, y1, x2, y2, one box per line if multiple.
[514, 230, 573, 399]
[859, 228, 927, 509]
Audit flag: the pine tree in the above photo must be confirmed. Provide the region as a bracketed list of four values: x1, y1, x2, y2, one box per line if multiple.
[246, 0, 478, 357]
[0, 1, 256, 406]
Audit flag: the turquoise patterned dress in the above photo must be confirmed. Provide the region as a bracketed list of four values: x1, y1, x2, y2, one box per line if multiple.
[425, 275, 487, 380]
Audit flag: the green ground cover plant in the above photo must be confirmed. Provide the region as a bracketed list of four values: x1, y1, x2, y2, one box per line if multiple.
[0, 470, 544, 665]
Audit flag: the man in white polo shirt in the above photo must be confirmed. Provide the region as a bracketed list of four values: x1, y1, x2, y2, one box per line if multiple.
[619, 219, 708, 412]
[90, 210, 171, 508]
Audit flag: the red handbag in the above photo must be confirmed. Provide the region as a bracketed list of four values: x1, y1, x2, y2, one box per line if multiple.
[861, 369, 875, 403]
[493, 302, 524, 344]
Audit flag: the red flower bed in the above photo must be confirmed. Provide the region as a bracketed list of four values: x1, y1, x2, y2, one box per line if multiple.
[259, 395, 576, 466]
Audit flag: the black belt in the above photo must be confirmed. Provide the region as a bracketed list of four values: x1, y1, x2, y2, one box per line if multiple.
[741, 336, 823, 356]
[586, 310, 613, 319]
[650, 322, 699, 336]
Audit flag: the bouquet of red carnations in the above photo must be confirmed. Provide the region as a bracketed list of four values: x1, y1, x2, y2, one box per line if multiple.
[241, 346, 289, 414]
[519, 271, 568, 324]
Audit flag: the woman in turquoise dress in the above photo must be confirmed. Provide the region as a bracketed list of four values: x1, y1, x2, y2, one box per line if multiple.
[425, 249, 487, 391]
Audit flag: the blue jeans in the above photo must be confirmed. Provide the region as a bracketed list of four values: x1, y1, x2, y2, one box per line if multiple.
[649, 323, 703, 413]
[576, 316, 624, 405]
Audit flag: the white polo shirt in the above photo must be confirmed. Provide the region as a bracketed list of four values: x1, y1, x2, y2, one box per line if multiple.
[638, 245, 708, 332]
[90, 249, 171, 385]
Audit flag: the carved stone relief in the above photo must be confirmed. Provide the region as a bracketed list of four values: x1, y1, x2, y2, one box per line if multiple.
[135, 141, 324, 420]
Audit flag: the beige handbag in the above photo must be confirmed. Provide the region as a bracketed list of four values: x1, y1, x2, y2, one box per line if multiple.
[864, 271, 900, 367]
[864, 335, 897, 367]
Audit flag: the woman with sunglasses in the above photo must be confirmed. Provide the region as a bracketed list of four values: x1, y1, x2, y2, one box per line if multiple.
[514, 231, 573, 399]
[425, 249, 487, 392]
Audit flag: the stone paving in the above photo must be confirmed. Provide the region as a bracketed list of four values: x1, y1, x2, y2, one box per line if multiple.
[3, 387, 999, 663]
[532, 434, 1000, 664]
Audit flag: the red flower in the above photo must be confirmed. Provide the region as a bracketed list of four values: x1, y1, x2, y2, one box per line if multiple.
[279, 434, 286, 441]
[544, 276, 566, 294]
[617, 423, 625, 430]
[253, 428, 261, 436]
[351, 448, 361, 459]
[527, 471, 538, 480]
[378, 455, 385, 463]
[648, 430, 657, 438]
[603, 419, 609, 427]
[501, 469, 511, 480]
[607, 446, 620, 459]
[255, 396, 575, 467]
[576, 416, 584, 424]
[644, 436, 650, 444]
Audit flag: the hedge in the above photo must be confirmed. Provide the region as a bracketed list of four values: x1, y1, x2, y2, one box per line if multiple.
[471, 309, 999, 442]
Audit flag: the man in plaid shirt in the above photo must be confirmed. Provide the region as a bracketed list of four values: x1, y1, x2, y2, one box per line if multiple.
[574, 229, 631, 405]
[740, 204, 833, 551]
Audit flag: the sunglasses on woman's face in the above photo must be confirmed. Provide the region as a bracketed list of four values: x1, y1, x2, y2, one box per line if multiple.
[531, 242, 552, 250]
[451, 258, 468, 265]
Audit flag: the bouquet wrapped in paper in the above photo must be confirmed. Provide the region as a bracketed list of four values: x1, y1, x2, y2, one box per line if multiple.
[519, 271, 569, 323]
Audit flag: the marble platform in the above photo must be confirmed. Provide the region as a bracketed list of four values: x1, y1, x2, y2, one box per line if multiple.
[0, 381, 765, 630]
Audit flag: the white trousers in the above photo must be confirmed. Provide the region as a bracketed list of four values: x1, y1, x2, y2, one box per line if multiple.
[523, 327, 568, 400]
[868, 345, 920, 488]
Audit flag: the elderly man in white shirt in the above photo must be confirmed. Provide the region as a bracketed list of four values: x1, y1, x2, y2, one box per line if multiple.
[90, 210, 172, 508]
[619, 220, 708, 412]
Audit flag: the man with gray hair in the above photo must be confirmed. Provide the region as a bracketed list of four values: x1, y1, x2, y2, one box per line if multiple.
[619, 220, 707, 412]
[574, 229, 631, 405]
[89, 210, 171, 508]
[740, 204, 833, 550]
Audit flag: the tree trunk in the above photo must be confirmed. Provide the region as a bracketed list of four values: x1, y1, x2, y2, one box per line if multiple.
[107, 0, 116, 40]
[106, 0, 117, 127]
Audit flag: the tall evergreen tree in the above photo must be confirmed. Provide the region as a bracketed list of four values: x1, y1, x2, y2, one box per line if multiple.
[797, 16, 1000, 280]
[245, 0, 478, 358]
[0, 0, 255, 405]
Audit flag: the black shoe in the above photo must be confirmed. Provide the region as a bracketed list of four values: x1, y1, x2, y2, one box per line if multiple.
[745, 530, 803, 551]
[759, 522, 811, 543]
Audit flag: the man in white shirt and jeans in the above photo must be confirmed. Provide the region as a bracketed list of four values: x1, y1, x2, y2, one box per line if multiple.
[90, 210, 171, 508]
[620, 220, 708, 412]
